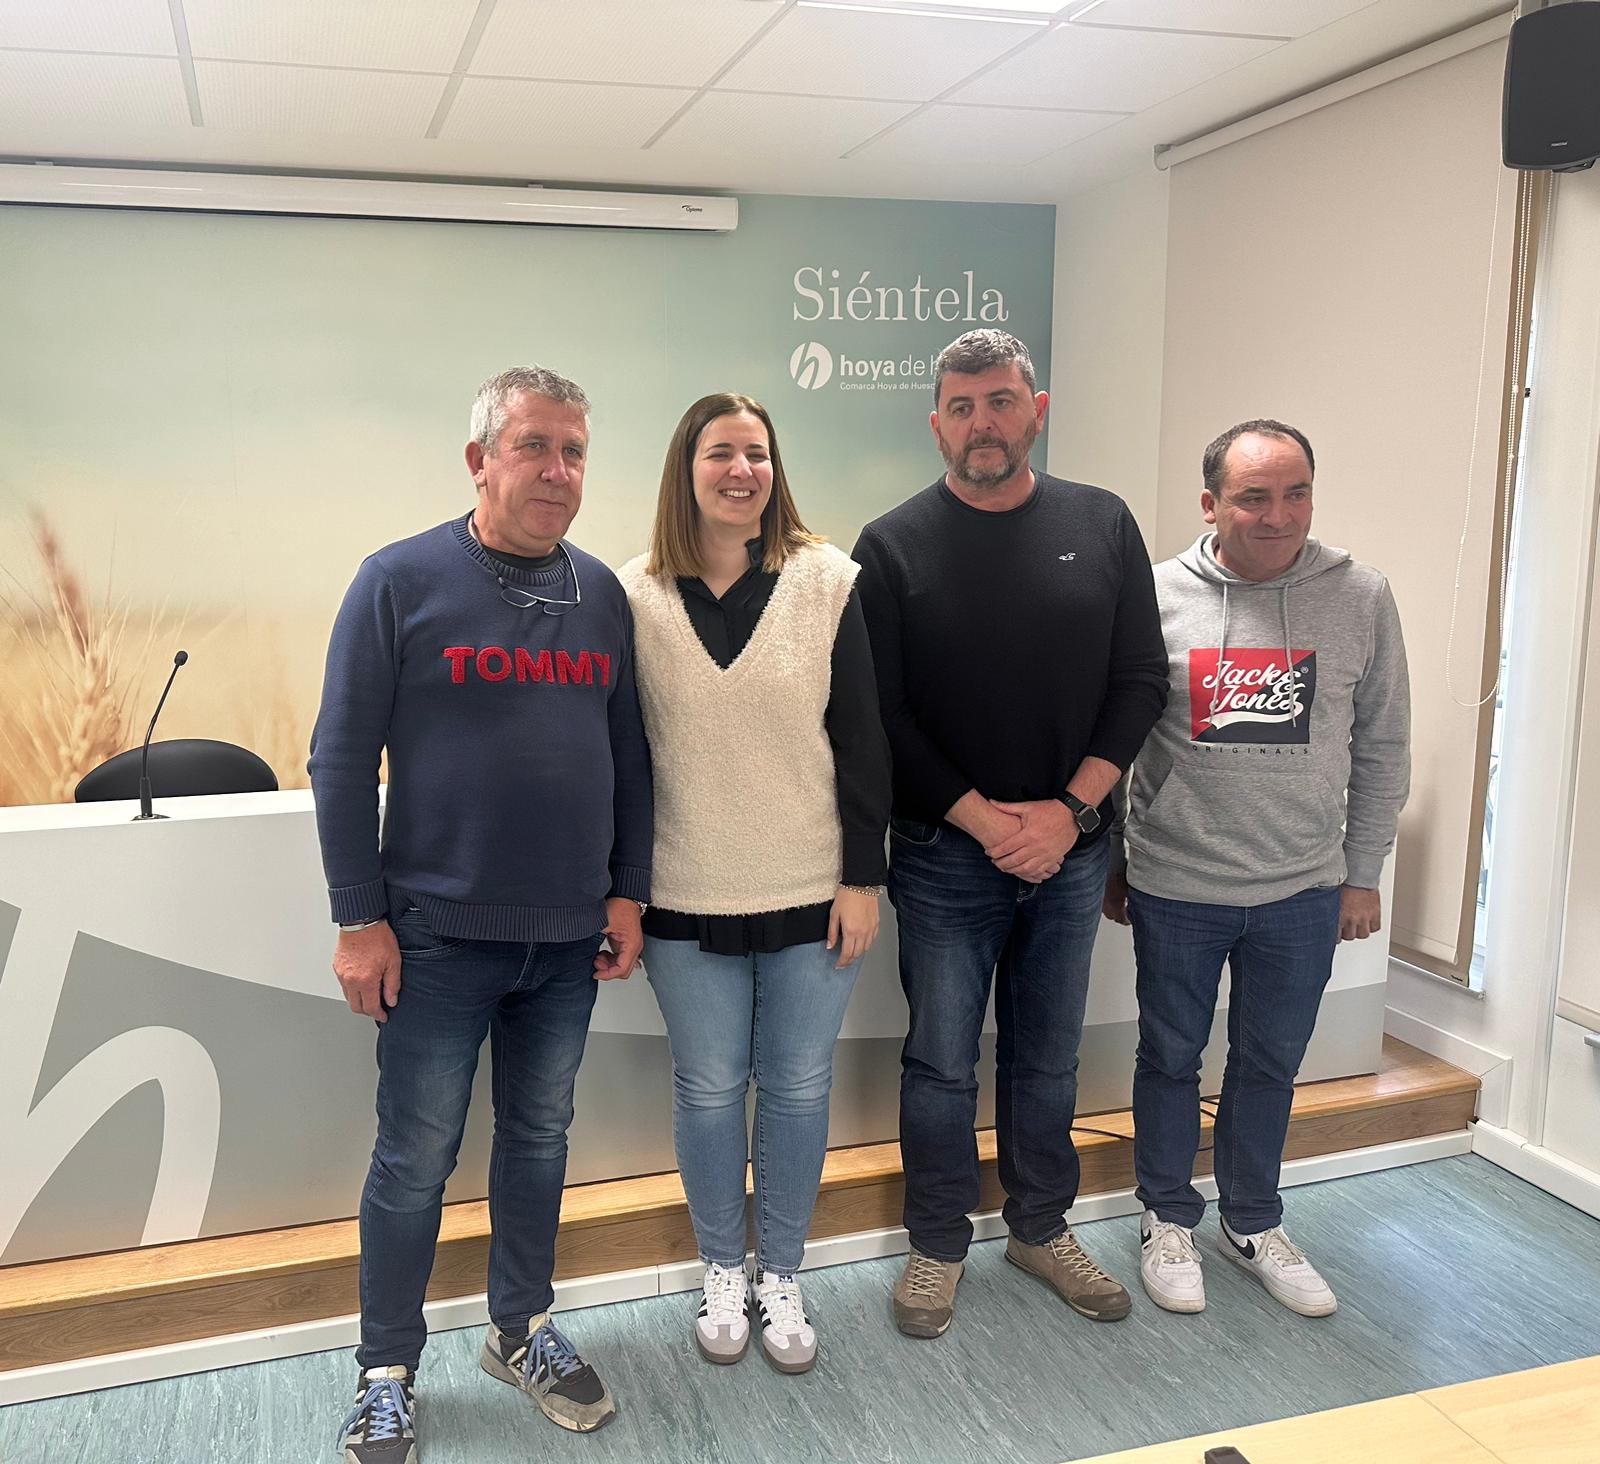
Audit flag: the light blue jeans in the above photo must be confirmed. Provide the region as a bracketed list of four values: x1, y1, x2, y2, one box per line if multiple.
[642, 937, 862, 1274]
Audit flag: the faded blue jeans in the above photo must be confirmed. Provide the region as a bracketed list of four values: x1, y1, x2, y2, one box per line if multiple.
[642, 937, 861, 1275]
[357, 904, 602, 1370]
[1129, 883, 1341, 1234]
[890, 819, 1109, 1262]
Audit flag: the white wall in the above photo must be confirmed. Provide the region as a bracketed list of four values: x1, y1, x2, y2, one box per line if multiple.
[1385, 165, 1600, 1142]
[1041, 62, 1600, 1157]
[1041, 158, 1390, 1082]
[1045, 166, 1169, 536]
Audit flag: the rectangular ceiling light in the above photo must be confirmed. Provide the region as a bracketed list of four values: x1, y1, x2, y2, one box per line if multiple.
[797, 1, 1053, 23]
[0, 164, 739, 232]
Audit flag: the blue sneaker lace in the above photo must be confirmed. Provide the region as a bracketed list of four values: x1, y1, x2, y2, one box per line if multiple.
[520, 1322, 585, 1386]
[339, 1377, 411, 1446]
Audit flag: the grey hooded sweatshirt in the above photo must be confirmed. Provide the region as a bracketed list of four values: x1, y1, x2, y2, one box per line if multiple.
[1122, 533, 1410, 907]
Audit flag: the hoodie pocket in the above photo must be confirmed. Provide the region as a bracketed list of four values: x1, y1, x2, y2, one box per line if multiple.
[1135, 759, 1344, 884]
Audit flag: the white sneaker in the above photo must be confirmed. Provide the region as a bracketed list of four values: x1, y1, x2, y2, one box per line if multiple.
[1219, 1221, 1338, 1316]
[694, 1262, 750, 1364]
[1139, 1210, 1205, 1314]
[752, 1270, 817, 1374]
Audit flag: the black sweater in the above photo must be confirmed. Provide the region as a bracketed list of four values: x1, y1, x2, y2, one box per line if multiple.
[852, 473, 1168, 837]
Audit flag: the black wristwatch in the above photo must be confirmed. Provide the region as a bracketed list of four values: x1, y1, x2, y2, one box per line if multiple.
[1059, 791, 1102, 835]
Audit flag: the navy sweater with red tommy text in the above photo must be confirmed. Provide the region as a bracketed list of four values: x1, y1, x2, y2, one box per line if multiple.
[308, 515, 653, 943]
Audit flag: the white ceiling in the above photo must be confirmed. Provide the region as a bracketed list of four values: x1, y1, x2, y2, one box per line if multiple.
[0, 0, 1513, 203]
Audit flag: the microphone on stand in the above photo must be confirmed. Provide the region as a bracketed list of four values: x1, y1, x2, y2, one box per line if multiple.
[134, 650, 188, 822]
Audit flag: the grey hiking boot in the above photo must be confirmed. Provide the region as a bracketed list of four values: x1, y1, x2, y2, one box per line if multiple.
[893, 1249, 964, 1338]
[694, 1261, 751, 1364]
[1006, 1227, 1132, 1321]
[339, 1365, 416, 1464]
[480, 1317, 617, 1432]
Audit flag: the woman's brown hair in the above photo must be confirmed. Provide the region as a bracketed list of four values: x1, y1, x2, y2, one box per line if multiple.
[646, 393, 823, 578]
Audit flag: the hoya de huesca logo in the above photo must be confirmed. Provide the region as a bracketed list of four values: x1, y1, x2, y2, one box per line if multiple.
[790, 342, 833, 390]
[789, 265, 1009, 392]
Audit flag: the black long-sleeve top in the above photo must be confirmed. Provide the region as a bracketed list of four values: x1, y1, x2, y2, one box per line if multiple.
[851, 473, 1168, 845]
[641, 540, 891, 955]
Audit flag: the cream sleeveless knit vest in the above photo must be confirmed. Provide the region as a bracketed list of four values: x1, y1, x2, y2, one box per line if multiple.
[619, 542, 860, 915]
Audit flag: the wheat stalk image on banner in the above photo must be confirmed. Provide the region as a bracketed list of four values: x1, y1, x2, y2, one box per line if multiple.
[0, 512, 167, 806]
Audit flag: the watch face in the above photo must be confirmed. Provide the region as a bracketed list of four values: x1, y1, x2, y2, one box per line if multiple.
[1062, 795, 1100, 833]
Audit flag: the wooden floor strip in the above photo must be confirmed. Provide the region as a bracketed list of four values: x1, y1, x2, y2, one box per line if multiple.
[1070, 1356, 1600, 1463]
[1418, 1354, 1600, 1464]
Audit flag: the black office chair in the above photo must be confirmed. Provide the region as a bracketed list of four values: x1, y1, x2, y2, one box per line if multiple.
[74, 739, 279, 803]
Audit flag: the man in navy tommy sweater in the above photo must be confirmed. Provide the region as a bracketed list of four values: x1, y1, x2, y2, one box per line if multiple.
[310, 366, 651, 1462]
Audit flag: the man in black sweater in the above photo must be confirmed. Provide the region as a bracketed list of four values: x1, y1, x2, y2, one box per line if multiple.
[853, 329, 1167, 1339]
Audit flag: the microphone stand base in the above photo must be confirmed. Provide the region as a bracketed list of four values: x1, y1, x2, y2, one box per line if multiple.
[132, 812, 169, 821]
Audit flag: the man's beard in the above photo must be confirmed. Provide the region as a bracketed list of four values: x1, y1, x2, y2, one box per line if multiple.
[939, 420, 1037, 488]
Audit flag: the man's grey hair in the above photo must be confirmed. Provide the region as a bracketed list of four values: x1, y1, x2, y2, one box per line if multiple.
[933, 329, 1036, 407]
[469, 366, 591, 452]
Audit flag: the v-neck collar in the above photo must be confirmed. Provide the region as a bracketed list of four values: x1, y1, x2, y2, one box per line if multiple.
[663, 546, 804, 681]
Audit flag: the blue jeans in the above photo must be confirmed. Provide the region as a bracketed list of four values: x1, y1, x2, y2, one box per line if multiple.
[642, 937, 861, 1275]
[357, 905, 602, 1369]
[1129, 884, 1341, 1234]
[890, 820, 1109, 1262]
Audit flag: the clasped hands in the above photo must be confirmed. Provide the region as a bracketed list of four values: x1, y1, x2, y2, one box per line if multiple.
[970, 795, 1078, 884]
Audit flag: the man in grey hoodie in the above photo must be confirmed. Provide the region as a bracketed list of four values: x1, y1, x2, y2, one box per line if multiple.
[1104, 418, 1409, 1320]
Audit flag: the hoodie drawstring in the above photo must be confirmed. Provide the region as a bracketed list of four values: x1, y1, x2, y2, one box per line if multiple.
[1280, 586, 1298, 727]
[1207, 577, 1299, 730]
[1208, 582, 1232, 727]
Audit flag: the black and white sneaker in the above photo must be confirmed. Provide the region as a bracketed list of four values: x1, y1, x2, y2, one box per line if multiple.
[753, 1270, 817, 1374]
[480, 1317, 617, 1432]
[1140, 1209, 1205, 1313]
[338, 1365, 416, 1464]
[1219, 1220, 1337, 1317]
[695, 1261, 752, 1364]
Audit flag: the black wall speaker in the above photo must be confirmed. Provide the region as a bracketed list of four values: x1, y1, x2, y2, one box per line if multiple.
[1503, 2, 1600, 171]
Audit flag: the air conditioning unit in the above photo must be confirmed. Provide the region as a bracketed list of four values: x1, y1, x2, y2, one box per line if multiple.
[0, 163, 738, 231]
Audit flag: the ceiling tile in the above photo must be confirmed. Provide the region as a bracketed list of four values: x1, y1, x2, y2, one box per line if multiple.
[194, 60, 446, 137]
[473, 0, 785, 88]
[952, 21, 1279, 111]
[184, 0, 479, 71]
[853, 101, 1114, 166]
[1073, 0, 1372, 39]
[718, 6, 1045, 103]
[0, 0, 175, 53]
[0, 52, 190, 131]
[439, 77, 696, 149]
[655, 90, 917, 157]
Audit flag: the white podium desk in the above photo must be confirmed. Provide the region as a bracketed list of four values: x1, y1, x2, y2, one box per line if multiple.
[0, 791, 1390, 1267]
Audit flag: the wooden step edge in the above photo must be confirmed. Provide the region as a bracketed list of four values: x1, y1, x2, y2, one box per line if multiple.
[0, 1175, 694, 1321]
[0, 1036, 1477, 1321]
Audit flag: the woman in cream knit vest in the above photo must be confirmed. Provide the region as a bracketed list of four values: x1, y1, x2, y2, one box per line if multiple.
[620, 392, 890, 1375]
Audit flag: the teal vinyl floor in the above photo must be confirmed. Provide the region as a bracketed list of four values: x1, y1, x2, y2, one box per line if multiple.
[3, 1155, 1598, 1464]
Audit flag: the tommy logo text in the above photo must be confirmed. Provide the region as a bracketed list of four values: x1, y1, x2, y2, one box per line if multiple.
[443, 646, 611, 686]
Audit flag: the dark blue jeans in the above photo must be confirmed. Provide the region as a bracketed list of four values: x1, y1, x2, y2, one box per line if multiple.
[357, 905, 602, 1370]
[890, 819, 1108, 1262]
[1129, 884, 1341, 1234]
